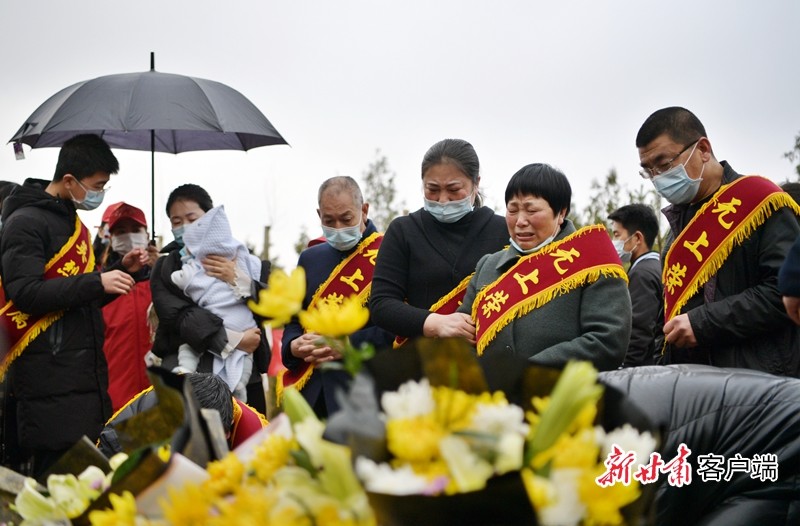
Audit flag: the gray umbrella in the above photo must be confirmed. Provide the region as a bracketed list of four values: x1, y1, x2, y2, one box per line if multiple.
[9, 53, 287, 237]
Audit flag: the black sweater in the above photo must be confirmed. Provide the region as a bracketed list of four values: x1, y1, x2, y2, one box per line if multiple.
[370, 206, 508, 338]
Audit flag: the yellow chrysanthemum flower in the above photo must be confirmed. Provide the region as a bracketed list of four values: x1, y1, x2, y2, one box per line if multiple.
[431, 387, 495, 431]
[578, 464, 640, 526]
[521, 467, 556, 511]
[386, 415, 444, 462]
[531, 427, 600, 471]
[248, 267, 306, 327]
[208, 484, 277, 526]
[298, 294, 369, 338]
[249, 433, 296, 485]
[159, 482, 213, 526]
[88, 491, 138, 526]
[203, 452, 245, 497]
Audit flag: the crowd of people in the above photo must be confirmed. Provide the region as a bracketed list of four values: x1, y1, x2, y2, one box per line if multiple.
[1, 105, 800, 484]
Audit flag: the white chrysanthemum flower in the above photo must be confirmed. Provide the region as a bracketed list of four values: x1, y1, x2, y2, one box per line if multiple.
[494, 432, 524, 475]
[355, 457, 431, 495]
[598, 423, 657, 463]
[381, 378, 435, 420]
[470, 402, 529, 436]
[537, 468, 586, 526]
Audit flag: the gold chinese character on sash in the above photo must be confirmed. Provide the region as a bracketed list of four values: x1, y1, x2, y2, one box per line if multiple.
[57, 260, 80, 277]
[550, 248, 580, 275]
[481, 290, 509, 318]
[321, 292, 345, 306]
[6, 310, 29, 329]
[76, 241, 88, 264]
[665, 263, 687, 294]
[339, 268, 364, 292]
[363, 249, 379, 265]
[711, 198, 742, 229]
[513, 269, 540, 295]
[682, 231, 709, 262]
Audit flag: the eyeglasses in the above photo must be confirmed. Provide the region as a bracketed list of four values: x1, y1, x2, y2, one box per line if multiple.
[639, 140, 698, 180]
[75, 178, 110, 194]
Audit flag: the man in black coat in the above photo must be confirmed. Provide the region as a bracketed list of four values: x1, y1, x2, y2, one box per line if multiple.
[0, 134, 142, 477]
[636, 107, 800, 376]
[609, 204, 663, 367]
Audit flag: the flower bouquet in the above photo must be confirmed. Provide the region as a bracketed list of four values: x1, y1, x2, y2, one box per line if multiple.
[324, 337, 658, 526]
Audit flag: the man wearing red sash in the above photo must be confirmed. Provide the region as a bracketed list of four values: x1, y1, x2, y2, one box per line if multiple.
[281, 177, 392, 417]
[637, 107, 800, 376]
[0, 135, 143, 476]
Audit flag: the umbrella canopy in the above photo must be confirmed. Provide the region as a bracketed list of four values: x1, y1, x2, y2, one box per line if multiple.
[9, 54, 287, 238]
[10, 71, 287, 153]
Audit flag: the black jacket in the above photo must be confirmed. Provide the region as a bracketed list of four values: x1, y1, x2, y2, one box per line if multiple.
[625, 253, 662, 367]
[150, 242, 270, 387]
[370, 206, 509, 338]
[600, 365, 800, 526]
[0, 178, 113, 450]
[658, 163, 800, 376]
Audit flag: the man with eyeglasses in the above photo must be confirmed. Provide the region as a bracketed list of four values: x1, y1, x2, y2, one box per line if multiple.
[0, 134, 145, 477]
[635, 107, 800, 376]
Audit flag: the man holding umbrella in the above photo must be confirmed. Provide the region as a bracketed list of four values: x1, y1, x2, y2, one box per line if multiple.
[0, 134, 145, 477]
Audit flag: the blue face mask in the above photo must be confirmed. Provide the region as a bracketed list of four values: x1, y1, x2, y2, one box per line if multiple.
[172, 225, 186, 247]
[70, 179, 105, 211]
[322, 216, 363, 252]
[651, 143, 704, 205]
[510, 225, 560, 255]
[424, 194, 474, 223]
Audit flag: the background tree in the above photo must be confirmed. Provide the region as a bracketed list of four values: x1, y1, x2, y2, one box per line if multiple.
[785, 131, 800, 179]
[294, 225, 310, 256]
[579, 168, 667, 253]
[362, 149, 405, 231]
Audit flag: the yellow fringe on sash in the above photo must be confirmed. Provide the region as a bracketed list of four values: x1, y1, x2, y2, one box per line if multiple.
[475, 265, 627, 355]
[275, 364, 315, 406]
[473, 224, 627, 356]
[664, 187, 800, 322]
[429, 273, 474, 312]
[0, 217, 92, 381]
[307, 232, 381, 310]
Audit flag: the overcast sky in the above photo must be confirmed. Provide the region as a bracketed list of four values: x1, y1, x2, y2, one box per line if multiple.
[1, 1, 798, 267]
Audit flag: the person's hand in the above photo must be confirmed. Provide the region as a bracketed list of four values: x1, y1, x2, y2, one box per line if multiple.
[290, 332, 334, 362]
[237, 327, 262, 354]
[422, 312, 476, 344]
[663, 313, 697, 348]
[101, 270, 136, 295]
[203, 255, 236, 285]
[121, 248, 150, 273]
[306, 345, 343, 364]
[783, 296, 800, 325]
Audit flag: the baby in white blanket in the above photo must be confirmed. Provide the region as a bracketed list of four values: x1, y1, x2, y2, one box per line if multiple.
[171, 205, 262, 401]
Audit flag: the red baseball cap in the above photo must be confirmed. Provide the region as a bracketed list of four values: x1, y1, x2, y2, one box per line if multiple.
[107, 203, 148, 232]
[101, 202, 125, 224]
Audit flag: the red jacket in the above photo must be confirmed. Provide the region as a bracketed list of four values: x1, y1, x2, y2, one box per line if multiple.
[102, 279, 153, 411]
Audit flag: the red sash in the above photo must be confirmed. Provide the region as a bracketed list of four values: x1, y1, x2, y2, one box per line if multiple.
[473, 225, 627, 355]
[230, 398, 268, 449]
[392, 273, 474, 349]
[277, 233, 383, 399]
[663, 175, 800, 322]
[0, 215, 94, 379]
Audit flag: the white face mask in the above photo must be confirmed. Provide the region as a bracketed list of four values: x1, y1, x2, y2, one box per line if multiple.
[510, 223, 561, 254]
[321, 213, 363, 251]
[423, 194, 475, 223]
[612, 236, 634, 263]
[111, 231, 149, 255]
[651, 142, 704, 205]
